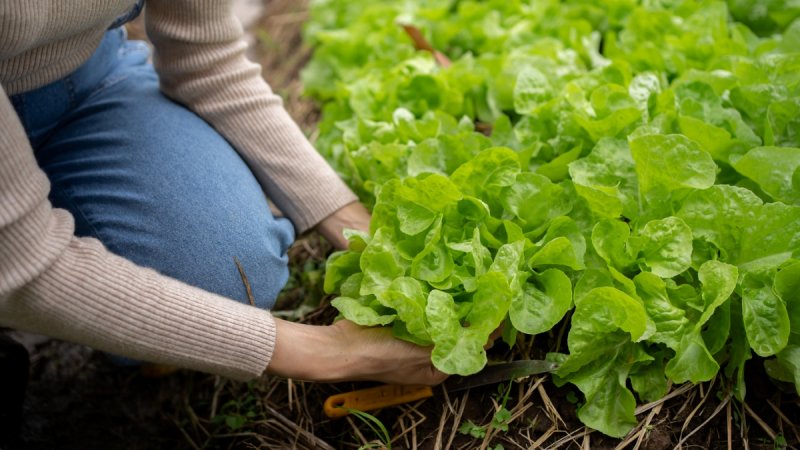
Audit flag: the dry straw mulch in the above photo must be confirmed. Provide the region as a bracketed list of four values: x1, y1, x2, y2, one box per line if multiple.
[14, 1, 800, 449]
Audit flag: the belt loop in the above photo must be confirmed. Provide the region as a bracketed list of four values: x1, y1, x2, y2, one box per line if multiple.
[107, 0, 145, 30]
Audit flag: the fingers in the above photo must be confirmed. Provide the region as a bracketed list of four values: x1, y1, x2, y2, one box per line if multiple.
[426, 367, 450, 385]
[330, 320, 448, 385]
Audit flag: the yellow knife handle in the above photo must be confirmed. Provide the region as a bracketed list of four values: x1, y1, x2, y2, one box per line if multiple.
[323, 384, 434, 418]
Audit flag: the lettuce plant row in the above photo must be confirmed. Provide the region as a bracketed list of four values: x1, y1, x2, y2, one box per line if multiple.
[302, 0, 800, 437]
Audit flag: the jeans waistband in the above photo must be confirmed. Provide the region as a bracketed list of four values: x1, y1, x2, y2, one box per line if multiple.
[10, 28, 127, 142]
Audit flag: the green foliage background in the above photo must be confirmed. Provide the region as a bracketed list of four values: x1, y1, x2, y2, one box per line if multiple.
[303, 0, 800, 437]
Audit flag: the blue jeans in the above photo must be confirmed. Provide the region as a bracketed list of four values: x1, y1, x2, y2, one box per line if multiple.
[9, 28, 296, 311]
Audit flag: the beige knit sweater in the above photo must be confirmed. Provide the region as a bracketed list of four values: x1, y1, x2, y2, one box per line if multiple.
[0, 0, 357, 380]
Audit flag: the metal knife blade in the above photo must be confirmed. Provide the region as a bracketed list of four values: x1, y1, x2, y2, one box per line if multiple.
[443, 359, 559, 393]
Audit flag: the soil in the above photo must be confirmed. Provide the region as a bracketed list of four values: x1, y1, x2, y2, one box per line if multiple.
[8, 325, 797, 449]
[4, 1, 799, 449]
[6, 337, 184, 449]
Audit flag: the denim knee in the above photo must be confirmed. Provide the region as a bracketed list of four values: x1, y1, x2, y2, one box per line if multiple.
[58, 186, 296, 310]
[207, 219, 295, 309]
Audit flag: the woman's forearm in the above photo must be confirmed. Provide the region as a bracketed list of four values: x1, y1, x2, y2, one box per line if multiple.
[315, 201, 372, 250]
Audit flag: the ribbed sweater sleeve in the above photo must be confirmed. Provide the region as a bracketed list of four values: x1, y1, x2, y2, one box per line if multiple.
[0, 89, 276, 381]
[145, 0, 357, 233]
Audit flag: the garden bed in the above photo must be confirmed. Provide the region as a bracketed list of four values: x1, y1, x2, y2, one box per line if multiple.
[14, 0, 800, 449]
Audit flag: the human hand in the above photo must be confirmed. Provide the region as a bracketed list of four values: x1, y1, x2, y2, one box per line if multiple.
[266, 319, 447, 386]
[315, 201, 371, 250]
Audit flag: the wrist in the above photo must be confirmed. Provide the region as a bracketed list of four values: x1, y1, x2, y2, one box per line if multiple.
[316, 202, 371, 250]
[266, 319, 351, 381]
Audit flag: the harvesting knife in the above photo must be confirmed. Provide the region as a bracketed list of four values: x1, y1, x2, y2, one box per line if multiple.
[323, 359, 559, 418]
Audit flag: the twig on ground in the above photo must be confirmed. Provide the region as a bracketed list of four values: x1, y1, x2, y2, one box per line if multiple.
[183, 394, 209, 439]
[611, 382, 683, 450]
[173, 417, 202, 450]
[634, 383, 694, 416]
[482, 377, 543, 448]
[298, 381, 315, 437]
[673, 386, 698, 422]
[581, 431, 591, 450]
[727, 397, 733, 450]
[530, 424, 557, 449]
[673, 393, 730, 450]
[740, 400, 751, 450]
[537, 382, 566, 429]
[211, 432, 266, 439]
[509, 401, 535, 424]
[288, 378, 295, 412]
[264, 405, 336, 450]
[261, 375, 281, 402]
[411, 410, 420, 449]
[433, 395, 451, 450]
[505, 434, 528, 450]
[172, 418, 200, 450]
[743, 402, 776, 441]
[767, 398, 800, 444]
[398, 409, 410, 449]
[393, 402, 426, 449]
[633, 401, 663, 450]
[260, 418, 295, 440]
[442, 385, 458, 416]
[346, 416, 368, 448]
[445, 392, 470, 450]
[680, 379, 716, 436]
[479, 396, 501, 450]
[545, 427, 592, 450]
[615, 394, 665, 450]
[233, 256, 256, 306]
[210, 376, 224, 420]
